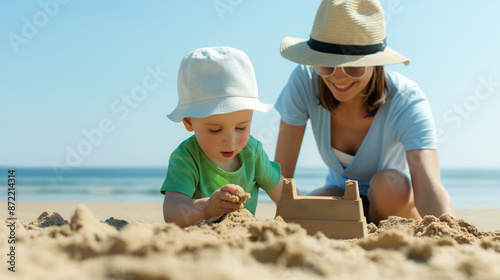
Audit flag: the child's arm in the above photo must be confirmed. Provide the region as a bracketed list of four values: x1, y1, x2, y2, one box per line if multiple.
[163, 184, 246, 227]
[265, 176, 304, 204]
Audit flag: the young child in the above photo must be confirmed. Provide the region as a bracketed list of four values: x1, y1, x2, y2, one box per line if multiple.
[161, 46, 285, 227]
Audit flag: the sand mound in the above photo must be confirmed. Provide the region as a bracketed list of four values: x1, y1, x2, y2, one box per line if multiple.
[1, 204, 499, 280]
[27, 210, 69, 229]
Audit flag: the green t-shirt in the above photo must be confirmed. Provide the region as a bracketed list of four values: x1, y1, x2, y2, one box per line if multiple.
[161, 135, 281, 214]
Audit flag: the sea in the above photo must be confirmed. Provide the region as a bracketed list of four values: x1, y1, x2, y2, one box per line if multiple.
[1, 167, 499, 209]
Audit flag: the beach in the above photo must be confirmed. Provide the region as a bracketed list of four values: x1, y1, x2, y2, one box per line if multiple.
[4, 201, 500, 232]
[1, 201, 500, 279]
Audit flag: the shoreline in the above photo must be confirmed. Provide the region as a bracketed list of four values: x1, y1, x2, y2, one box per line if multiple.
[2, 201, 499, 232]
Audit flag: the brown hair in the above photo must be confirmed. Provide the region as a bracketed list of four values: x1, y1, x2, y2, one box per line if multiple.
[317, 66, 388, 117]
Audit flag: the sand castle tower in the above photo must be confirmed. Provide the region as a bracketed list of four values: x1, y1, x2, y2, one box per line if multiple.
[276, 178, 368, 239]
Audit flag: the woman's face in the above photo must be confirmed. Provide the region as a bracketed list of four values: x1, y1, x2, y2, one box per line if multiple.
[321, 66, 374, 104]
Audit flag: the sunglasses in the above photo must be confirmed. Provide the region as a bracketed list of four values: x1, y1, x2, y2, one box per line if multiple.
[313, 66, 367, 79]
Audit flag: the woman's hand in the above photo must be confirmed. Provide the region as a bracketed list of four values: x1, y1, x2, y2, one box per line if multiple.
[407, 149, 455, 217]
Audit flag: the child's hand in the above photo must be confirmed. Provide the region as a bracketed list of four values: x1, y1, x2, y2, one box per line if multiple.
[205, 184, 251, 217]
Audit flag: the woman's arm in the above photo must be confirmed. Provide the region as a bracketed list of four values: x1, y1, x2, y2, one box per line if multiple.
[274, 120, 306, 178]
[406, 149, 455, 217]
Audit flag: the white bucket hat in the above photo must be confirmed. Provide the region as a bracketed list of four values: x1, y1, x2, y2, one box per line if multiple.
[168, 46, 272, 122]
[280, 0, 409, 67]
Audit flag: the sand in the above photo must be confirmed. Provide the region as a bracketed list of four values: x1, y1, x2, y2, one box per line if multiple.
[1, 203, 500, 280]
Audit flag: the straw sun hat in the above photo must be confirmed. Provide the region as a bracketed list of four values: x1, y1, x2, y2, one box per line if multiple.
[280, 0, 409, 67]
[168, 46, 272, 122]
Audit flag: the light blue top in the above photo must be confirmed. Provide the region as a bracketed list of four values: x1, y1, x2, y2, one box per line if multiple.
[275, 65, 438, 195]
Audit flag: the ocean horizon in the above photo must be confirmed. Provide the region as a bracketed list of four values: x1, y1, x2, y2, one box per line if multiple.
[1, 167, 499, 209]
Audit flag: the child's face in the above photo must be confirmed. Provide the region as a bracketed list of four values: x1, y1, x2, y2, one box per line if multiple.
[182, 110, 253, 169]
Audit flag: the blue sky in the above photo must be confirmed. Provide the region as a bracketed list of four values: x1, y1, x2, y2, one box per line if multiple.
[1, 0, 500, 171]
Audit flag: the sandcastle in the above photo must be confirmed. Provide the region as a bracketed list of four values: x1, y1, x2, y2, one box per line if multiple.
[276, 178, 368, 239]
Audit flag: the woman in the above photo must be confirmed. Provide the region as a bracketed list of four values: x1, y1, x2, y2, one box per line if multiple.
[274, 0, 454, 224]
